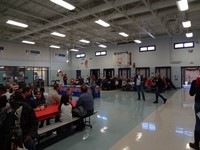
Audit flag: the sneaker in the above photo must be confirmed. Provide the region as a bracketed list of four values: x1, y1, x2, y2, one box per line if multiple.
[189, 143, 199, 150]
[153, 101, 158, 103]
[137, 98, 141, 101]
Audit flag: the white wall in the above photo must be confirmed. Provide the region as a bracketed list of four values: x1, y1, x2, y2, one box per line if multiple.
[70, 31, 200, 87]
[0, 41, 71, 85]
[1, 31, 200, 87]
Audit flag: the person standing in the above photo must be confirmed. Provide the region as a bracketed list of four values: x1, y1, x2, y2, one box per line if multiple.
[15, 87, 38, 150]
[189, 76, 200, 150]
[63, 74, 68, 85]
[90, 75, 96, 99]
[153, 73, 167, 104]
[134, 71, 145, 101]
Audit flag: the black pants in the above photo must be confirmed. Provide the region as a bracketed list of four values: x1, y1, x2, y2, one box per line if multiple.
[155, 88, 165, 101]
[0, 113, 13, 150]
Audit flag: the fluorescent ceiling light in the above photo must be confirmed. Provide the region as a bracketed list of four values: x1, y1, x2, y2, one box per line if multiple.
[50, 0, 75, 10]
[51, 32, 66, 37]
[50, 45, 60, 48]
[182, 21, 191, 28]
[176, 0, 188, 11]
[70, 49, 79, 52]
[98, 44, 107, 48]
[79, 39, 90, 43]
[95, 19, 110, 27]
[186, 32, 193, 38]
[134, 40, 142, 43]
[22, 40, 35, 44]
[119, 32, 129, 37]
[6, 20, 28, 28]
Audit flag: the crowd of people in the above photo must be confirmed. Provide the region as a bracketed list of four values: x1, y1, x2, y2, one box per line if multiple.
[0, 81, 94, 150]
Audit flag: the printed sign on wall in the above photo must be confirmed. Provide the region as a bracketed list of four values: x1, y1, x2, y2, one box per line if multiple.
[26, 50, 40, 56]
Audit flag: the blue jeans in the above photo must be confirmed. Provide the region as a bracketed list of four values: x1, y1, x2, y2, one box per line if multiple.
[136, 85, 145, 100]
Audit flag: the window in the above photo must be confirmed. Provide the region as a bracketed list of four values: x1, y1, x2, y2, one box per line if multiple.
[76, 53, 85, 58]
[139, 45, 156, 52]
[174, 41, 194, 49]
[95, 50, 107, 56]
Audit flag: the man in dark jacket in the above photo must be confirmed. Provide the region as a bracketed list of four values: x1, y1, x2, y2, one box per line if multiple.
[16, 87, 38, 150]
[153, 73, 167, 104]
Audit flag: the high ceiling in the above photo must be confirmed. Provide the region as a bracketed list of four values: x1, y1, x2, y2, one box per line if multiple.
[0, 0, 200, 50]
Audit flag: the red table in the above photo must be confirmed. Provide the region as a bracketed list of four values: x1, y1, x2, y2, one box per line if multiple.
[35, 105, 59, 122]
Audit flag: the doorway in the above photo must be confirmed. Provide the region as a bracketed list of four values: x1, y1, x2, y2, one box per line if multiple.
[76, 70, 81, 79]
[103, 68, 115, 79]
[181, 66, 200, 86]
[136, 67, 150, 79]
[155, 67, 171, 79]
[118, 68, 131, 79]
[90, 69, 100, 80]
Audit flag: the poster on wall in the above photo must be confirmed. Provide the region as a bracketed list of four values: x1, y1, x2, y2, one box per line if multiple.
[26, 49, 40, 56]
[55, 53, 66, 58]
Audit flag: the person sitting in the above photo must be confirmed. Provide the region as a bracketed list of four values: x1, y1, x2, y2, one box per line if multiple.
[59, 94, 72, 121]
[66, 89, 76, 108]
[75, 84, 94, 130]
[40, 87, 48, 99]
[47, 84, 61, 122]
[34, 91, 48, 128]
[76, 84, 94, 115]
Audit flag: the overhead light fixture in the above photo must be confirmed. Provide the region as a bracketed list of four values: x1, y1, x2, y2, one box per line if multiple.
[51, 32, 66, 37]
[50, 0, 75, 10]
[95, 19, 110, 27]
[70, 49, 79, 52]
[7, 20, 28, 28]
[50, 45, 60, 48]
[176, 0, 189, 11]
[98, 44, 107, 48]
[186, 32, 193, 38]
[79, 39, 90, 43]
[182, 21, 191, 28]
[22, 40, 35, 44]
[119, 32, 129, 37]
[134, 40, 142, 43]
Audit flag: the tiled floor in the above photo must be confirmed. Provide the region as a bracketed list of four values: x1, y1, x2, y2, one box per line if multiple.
[43, 88, 195, 150]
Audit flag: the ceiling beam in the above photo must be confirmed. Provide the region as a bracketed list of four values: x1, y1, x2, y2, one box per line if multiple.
[103, 0, 156, 39]
[0, 1, 113, 45]
[141, 0, 172, 37]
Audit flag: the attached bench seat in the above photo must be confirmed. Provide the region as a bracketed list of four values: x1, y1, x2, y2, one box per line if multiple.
[38, 117, 80, 135]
